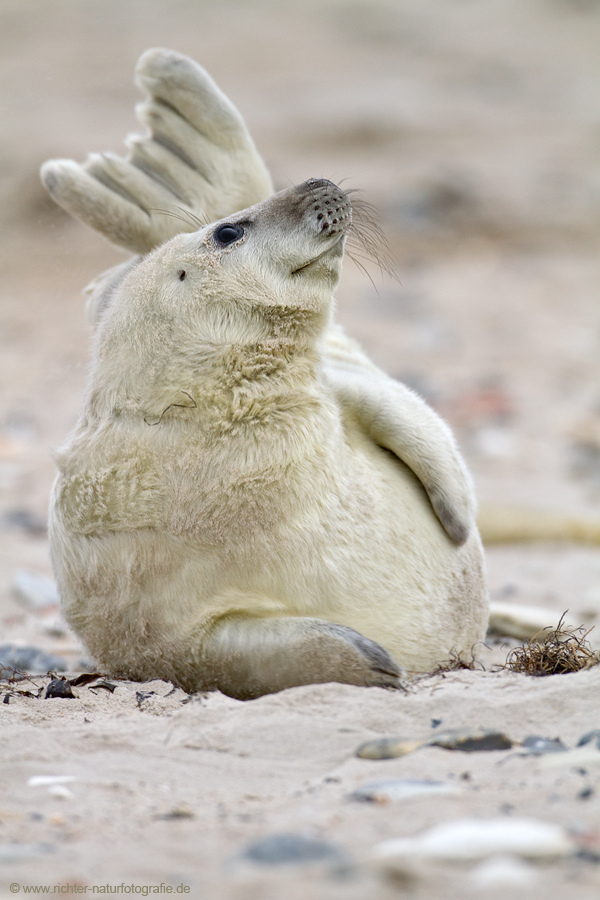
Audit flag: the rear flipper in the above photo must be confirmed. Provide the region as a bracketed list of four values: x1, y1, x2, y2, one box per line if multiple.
[202, 615, 405, 700]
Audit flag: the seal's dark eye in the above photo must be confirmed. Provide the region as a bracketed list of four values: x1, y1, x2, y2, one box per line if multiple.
[178, 270, 186, 281]
[214, 223, 244, 246]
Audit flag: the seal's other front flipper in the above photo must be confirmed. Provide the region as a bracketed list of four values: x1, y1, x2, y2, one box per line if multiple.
[41, 48, 273, 254]
[324, 327, 475, 545]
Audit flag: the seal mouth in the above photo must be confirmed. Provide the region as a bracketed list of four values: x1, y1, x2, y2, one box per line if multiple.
[290, 235, 345, 277]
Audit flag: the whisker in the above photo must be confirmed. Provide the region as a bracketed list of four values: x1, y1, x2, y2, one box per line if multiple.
[342, 190, 399, 283]
[346, 224, 398, 282]
[344, 248, 381, 294]
[150, 206, 210, 229]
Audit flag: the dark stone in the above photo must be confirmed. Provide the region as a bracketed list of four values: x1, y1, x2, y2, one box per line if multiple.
[241, 833, 342, 865]
[577, 729, 600, 749]
[1, 508, 47, 535]
[428, 729, 513, 752]
[575, 849, 600, 865]
[521, 735, 568, 755]
[45, 678, 75, 699]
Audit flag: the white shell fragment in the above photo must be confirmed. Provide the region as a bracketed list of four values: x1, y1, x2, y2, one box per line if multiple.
[28, 775, 77, 787]
[468, 855, 539, 888]
[539, 745, 600, 770]
[373, 817, 574, 864]
[355, 737, 421, 759]
[351, 779, 460, 803]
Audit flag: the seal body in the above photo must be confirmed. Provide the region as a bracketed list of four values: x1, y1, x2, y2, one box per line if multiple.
[49, 179, 487, 698]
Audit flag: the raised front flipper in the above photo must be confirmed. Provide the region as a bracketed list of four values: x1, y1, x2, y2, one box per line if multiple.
[323, 327, 475, 545]
[203, 615, 405, 700]
[41, 48, 273, 255]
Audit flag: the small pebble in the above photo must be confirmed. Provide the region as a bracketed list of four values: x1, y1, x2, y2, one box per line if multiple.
[48, 785, 74, 800]
[373, 817, 574, 864]
[350, 779, 459, 803]
[0, 644, 67, 677]
[356, 737, 421, 759]
[1, 509, 47, 536]
[157, 805, 194, 820]
[45, 678, 75, 699]
[12, 570, 59, 611]
[356, 728, 512, 760]
[520, 735, 568, 756]
[577, 729, 600, 749]
[0, 843, 53, 862]
[427, 728, 513, 752]
[240, 833, 343, 865]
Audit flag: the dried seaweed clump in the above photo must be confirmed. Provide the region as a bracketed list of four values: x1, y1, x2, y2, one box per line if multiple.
[430, 646, 485, 676]
[503, 613, 600, 677]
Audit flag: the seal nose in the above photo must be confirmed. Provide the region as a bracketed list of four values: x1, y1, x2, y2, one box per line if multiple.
[300, 179, 352, 238]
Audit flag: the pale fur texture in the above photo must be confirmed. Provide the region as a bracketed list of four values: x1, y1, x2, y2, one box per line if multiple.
[49, 180, 487, 698]
[43, 50, 488, 698]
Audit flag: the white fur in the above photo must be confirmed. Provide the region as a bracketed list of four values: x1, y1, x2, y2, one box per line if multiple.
[43, 50, 487, 697]
[49, 180, 487, 698]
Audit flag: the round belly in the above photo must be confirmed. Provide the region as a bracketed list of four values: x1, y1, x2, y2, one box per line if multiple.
[249, 434, 488, 672]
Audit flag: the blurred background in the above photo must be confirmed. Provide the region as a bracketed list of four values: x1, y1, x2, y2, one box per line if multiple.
[0, 0, 599, 654]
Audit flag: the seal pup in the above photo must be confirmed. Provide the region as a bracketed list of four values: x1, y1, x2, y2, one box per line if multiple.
[48, 177, 487, 698]
[42, 50, 600, 569]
